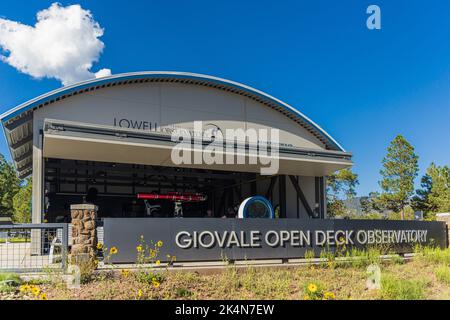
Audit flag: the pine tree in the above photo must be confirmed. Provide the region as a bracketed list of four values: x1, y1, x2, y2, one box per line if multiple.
[327, 168, 359, 217]
[379, 135, 419, 220]
[0, 154, 21, 216]
[12, 178, 32, 223]
[411, 172, 435, 215]
[413, 163, 450, 218]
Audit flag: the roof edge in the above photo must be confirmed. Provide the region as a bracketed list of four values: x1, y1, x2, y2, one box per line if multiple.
[0, 71, 346, 152]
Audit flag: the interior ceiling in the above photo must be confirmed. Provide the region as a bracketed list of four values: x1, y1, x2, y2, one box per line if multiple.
[43, 123, 352, 177]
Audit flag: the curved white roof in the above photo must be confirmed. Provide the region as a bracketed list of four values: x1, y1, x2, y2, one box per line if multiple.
[1, 71, 348, 177]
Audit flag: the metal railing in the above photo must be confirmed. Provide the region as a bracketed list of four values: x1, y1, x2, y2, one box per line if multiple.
[0, 223, 69, 273]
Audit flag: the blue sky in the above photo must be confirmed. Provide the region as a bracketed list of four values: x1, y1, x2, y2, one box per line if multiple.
[0, 0, 449, 196]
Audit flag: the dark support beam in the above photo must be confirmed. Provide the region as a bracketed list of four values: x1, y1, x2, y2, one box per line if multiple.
[278, 175, 286, 218]
[289, 175, 314, 218]
[234, 186, 242, 203]
[315, 177, 321, 218]
[228, 187, 234, 209]
[250, 174, 257, 195]
[319, 177, 325, 218]
[295, 176, 300, 219]
[11, 136, 33, 150]
[5, 113, 32, 131]
[265, 176, 278, 201]
[217, 190, 227, 216]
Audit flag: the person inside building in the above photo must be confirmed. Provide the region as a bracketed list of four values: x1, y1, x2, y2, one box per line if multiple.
[85, 187, 98, 205]
[205, 209, 214, 218]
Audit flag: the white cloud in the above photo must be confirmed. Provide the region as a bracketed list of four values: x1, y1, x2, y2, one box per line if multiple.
[0, 3, 111, 86]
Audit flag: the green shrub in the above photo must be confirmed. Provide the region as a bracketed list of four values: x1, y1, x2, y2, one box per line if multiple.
[0, 273, 22, 293]
[414, 246, 450, 265]
[303, 281, 323, 300]
[343, 247, 383, 268]
[381, 274, 426, 300]
[0, 237, 29, 244]
[319, 249, 335, 268]
[75, 259, 99, 284]
[389, 254, 405, 265]
[304, 249, 315, 260]
[434, 265, 450, 284]
[175, 287, 193, 298]
[302, 281, 336, 300]
[135, 271, 164, 284]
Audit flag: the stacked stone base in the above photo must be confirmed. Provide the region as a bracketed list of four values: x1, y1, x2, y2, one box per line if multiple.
[70, 204, 98, 263]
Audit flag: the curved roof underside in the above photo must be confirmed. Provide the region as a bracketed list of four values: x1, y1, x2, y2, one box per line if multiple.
[0, 71, 347, 178]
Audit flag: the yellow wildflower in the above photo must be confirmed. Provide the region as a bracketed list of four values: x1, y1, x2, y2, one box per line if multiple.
[137, 289, 143, 298]
[39, 293, 48, 300]
[96, 243, 103, 250]
[324, 292, 336, 300]
[149, 249, 156, 257]
[307, 283, 318, 293]
[31, 286, 41, 296]
[136, 245, 143, 252]
[121, 269, 130, 278]
[19, 284, 30, 293]
[157, 240, 163, 247]
[155, 260, 161, 266]
[152, 281, 160, 288]
[110, 247, 118, 255]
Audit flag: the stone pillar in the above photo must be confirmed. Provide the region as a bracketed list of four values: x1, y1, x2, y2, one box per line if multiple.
[436, 213, 450, 247]
[70, 204, 98, 261]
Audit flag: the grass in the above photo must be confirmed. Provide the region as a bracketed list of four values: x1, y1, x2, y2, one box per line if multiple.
[1, 247, 449, 300]
[0, 273, 22, 293]
[380, 274, 427, 300]
[435, 265, 450, 285]
[414, 245, 450, 265]
[174, 287, 193, 298]
[0, 237, 30, 244]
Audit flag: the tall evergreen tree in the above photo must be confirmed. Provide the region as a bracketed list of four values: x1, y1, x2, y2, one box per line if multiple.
[327, 168, 359, 217]
[379, 135, 419, 220]
[411, 172, 435, 215]
[413, 163, 450, 218]
[427, 163, 450, 213]
[12, 178, 32, 223]
[0, 154, 21, 216]
[360, 191, 387, 215]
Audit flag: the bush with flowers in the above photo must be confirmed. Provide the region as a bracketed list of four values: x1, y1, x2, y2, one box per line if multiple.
[19, 284, 48, 300]
[133, 236, 174, 287]
[303, 281, 336, 300]
[91, 242, 119, 281]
